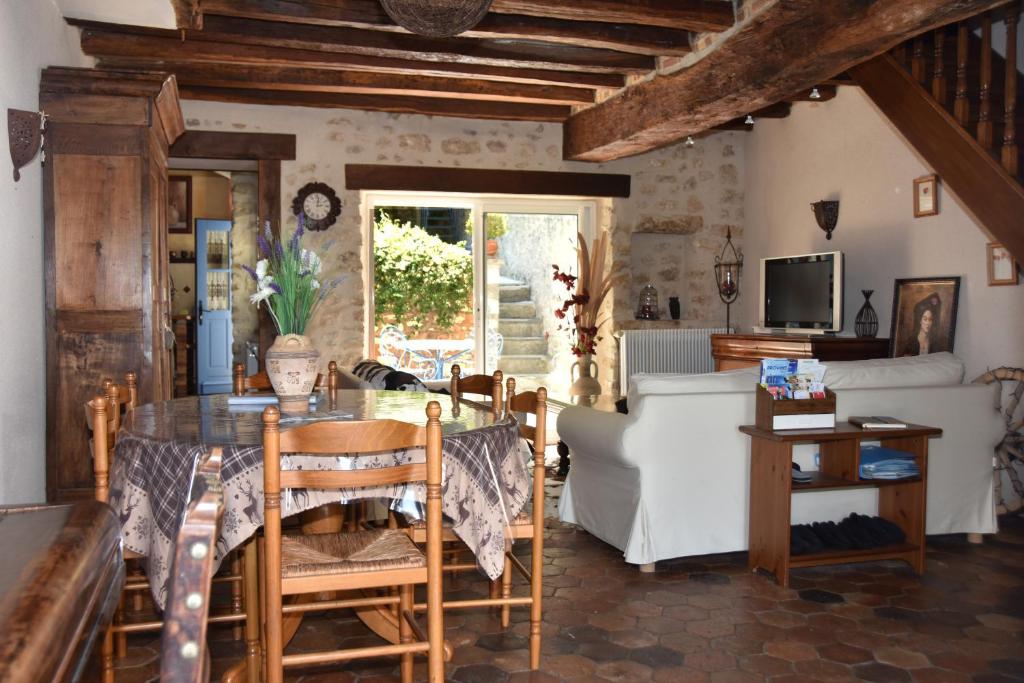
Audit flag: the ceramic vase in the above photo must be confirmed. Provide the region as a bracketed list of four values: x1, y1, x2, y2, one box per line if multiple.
[570, 353, 602, 397]
[265, 334, 321, 412]
[854, 290, 879, 338]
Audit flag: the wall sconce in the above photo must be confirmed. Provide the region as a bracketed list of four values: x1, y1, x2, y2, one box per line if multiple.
[811, 200, 840, 240]
[714, 228, 743, 332]
[7, 109, 46, 182]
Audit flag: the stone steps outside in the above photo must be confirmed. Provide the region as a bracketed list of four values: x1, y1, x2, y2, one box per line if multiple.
[498, 355, 549, 374]
[498, 318, 544, 338]
[501, 337, 547, 355]
[499, 284, 531, 302]
[499, 301, 537, 319]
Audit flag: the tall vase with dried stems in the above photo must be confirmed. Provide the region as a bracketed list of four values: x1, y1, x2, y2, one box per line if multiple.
[242, 215, 343, 411]
[553, 231, 622, 398]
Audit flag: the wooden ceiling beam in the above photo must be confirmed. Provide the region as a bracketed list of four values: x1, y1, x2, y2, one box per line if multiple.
[488, 0, 734, 33]
[115, 61, 594, 104]
[187, 15, 656, 74]
[80, 30, 626, 89]
[198, 1, 693, 56]
[563, 0, 1011, 161]
[178, 85, 572, 121]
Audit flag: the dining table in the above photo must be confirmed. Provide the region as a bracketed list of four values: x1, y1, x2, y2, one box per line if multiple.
[108, 388, 528, 679]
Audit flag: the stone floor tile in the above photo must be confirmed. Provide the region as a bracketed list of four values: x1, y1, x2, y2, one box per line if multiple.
[593, 659, 653, 683]
[852, 662, 914, 682]
[685, 619, 735, 639]
[977, 613, 1024, 631]
[452, 664, 511, 683]
[793, 658, 854, 680]
[683, 649, 737, 673]
[817, 642, 873, 665]
[908, 668, 972, 683]
[873, 646, 931, 669]
[737, 653, 793, 676]
[764, 640, 818, 662]
[627, 646, 684, 669]
[652, 667, 709, 683]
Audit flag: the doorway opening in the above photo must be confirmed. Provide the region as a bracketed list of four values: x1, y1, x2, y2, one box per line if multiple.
[365, 193, 594, 395]
[166, 164, 259, 395]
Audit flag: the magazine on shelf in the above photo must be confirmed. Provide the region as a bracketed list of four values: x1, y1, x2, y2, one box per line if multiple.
[759, 358, 827, 400]
[849, 416, 908, 429]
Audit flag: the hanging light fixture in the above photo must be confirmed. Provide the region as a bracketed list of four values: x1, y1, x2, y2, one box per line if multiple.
[809, 87, 822, 100]
[744, 114, 755, 125]
[379, 0, 493, 37]
[684, 136, 695, 147]
[713, 228, 743, 332]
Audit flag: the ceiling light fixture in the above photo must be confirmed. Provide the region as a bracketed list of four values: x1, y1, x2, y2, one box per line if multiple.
[809, 87, 822, 100]
[685, 136, 695, 147]
[744, 115, 755, 125]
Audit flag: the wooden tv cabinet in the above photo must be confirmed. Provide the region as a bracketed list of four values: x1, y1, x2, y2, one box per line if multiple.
[711, 333, 889, 371]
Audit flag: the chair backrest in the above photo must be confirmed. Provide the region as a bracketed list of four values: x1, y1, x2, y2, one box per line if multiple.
[101, 371, 138, 434]
[504, 378, 548, 446]
[160, 448, 225, 683]
[232, 363, 327, 395]
[84, 394, 116, 503]
[450, 365, 503, 414]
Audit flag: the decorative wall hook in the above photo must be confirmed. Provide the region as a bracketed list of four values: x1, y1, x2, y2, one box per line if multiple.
[811, 200, 840, 240]
[8, 109, 46, 182]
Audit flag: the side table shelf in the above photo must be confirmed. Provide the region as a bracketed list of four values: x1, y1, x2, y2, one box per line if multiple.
[739, 422, 942, 587]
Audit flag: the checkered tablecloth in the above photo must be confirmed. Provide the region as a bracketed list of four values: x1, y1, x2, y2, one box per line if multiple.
[109, 415, 527, 609]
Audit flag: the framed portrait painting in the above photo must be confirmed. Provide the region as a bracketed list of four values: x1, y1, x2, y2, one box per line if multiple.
[168, 175, 192, 234]
[889, 276, 960, 358]
[987, 242, 1019, 286]
[913, 174, 938, 217]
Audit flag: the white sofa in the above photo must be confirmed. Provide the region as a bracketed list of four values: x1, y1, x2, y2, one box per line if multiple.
[557, 352, 1001, 568]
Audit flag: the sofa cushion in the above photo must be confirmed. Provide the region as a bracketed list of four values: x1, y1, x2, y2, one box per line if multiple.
[629, 351, 964, 397]
[823, 352, 964, 388]
[630, 365, 759, 396]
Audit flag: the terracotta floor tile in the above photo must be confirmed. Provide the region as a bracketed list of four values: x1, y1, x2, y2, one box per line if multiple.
[108, 482, 1024, 683]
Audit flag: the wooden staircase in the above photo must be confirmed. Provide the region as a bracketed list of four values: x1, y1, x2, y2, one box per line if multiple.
[849, 3, 1024, 263]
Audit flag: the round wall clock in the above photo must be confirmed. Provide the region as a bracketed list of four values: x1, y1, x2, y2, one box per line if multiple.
[291, 181, 342, 231]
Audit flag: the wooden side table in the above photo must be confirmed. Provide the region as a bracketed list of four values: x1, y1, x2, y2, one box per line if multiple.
[739, 422, 942, 587]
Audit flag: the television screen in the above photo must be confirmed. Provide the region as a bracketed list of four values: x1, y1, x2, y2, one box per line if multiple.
[761, 252, 841, 330]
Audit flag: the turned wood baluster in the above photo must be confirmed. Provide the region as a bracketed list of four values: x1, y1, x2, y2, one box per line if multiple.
[955, 21, 970, 127]
[1003, 6, 1019, 176]
[933, 27, 947, 107]
[912, 36, 927, 85]
[979, 13, 994, 149]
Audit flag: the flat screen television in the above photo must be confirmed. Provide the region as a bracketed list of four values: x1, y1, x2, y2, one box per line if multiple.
[758, 251, 843, 333]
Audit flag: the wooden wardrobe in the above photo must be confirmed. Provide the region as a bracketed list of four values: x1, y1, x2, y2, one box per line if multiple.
[42, 68, 184, 501]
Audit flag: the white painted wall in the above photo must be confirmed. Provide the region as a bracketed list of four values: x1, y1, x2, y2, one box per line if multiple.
[55, 0, 175, 28]
[740, 87, 1024, 380]
[0, 1, 89, 503]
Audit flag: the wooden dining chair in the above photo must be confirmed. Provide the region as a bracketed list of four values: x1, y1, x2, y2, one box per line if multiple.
[261, 402, 446, 683]
[405, 377, 547, 669]
[160, 447, 224, 683]
[450, 365, 503, 414]
[232, 363, 329, 395]
[85, 391, 250, 683]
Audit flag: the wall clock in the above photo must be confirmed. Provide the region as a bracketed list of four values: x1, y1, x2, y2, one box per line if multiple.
[291, 181, 342, 231]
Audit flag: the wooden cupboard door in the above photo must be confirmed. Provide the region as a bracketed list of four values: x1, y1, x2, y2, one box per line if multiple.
[54, 155, 142, 311]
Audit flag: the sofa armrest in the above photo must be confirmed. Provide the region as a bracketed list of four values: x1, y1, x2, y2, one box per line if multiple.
[557, 406, 635, 468]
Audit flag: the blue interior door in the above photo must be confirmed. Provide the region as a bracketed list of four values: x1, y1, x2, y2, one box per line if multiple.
[196, 219, 233, 394]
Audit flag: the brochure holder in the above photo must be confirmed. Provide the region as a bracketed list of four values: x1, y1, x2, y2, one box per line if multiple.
[755, 384, 836, 431]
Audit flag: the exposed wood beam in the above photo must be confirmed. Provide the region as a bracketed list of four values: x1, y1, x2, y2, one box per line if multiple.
[196, 15, 656, 74]
[851, 54, 1024, 264]
[345, 164, 631, 197]
[170, 130, 296, 160]
[118, 62, 594, 104]
[198, 1, 693, 56]
[488, 0, 734, 33]
[81, 30, 625, 89]
[563, 0, 1011, 162]
[70, 17, 651, 75]
[178, 86, 572, 122]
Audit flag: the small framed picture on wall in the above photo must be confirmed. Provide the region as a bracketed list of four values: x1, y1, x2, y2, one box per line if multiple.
[987, 242, 1019, 286]
[913, 174, 938, 217]
[168, 175, 192, 234]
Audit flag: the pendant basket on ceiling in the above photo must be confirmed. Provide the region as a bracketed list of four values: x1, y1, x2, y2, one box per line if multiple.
[379, 0, 493, 37]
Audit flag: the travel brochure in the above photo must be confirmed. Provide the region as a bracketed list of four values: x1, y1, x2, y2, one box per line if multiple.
[759, 358, 827, 400]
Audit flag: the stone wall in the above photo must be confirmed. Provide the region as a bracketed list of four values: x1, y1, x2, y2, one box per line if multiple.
[181, 101, 745, 394]
[230, 172, 259, 366]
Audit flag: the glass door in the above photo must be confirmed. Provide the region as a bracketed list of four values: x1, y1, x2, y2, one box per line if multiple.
[196, 219, 233, 394]
[370, 202, 478, 382]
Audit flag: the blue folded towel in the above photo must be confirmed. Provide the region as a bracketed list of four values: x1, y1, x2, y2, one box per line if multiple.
[859, 445, 919, 480]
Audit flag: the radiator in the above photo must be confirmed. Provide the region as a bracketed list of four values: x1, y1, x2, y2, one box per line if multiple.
[619, 328, 728, 391]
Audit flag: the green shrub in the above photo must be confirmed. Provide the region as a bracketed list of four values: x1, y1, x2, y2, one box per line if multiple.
[374, 213, 473, 332]
[465, 212, 509, 240]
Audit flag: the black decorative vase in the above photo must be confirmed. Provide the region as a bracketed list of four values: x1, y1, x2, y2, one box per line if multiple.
[669, 296, 681, 320]
[855, 290, 879, 338]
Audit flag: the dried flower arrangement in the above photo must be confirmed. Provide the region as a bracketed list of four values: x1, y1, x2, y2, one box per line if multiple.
[552, 231, 620, 357]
